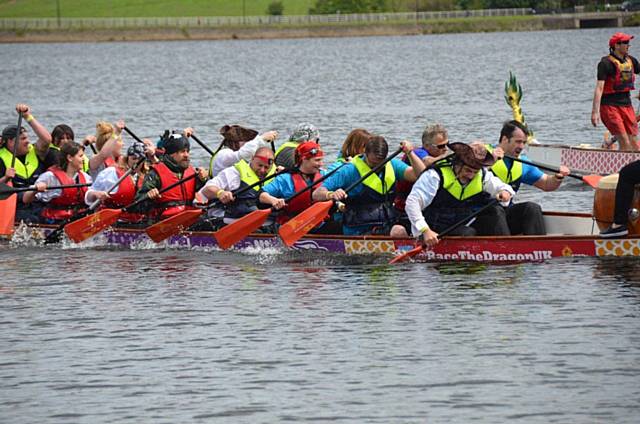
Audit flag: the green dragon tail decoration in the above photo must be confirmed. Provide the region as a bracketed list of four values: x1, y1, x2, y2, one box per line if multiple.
[504, 71, 535, 143]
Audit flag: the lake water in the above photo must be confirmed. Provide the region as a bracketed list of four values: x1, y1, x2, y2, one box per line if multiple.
[1, 28, 640, 423]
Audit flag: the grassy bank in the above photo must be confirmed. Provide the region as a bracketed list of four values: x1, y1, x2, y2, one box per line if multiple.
[2, 0, 322, 18]
[0, 15, 547, 43]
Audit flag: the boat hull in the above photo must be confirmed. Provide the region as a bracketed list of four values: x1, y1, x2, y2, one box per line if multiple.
[8, 216, 640, 263]
[527, 143, 640, 175]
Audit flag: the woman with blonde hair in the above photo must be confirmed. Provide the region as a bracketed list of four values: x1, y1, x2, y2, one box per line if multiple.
[88, 119, 125, 179]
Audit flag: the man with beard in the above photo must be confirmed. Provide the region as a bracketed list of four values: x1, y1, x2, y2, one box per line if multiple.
[133, 132, 208, 221]
[489, 120, 569, 235]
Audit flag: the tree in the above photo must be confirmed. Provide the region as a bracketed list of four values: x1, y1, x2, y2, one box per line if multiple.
[267, 1, 285, 15]
[310, 0, 389, 14]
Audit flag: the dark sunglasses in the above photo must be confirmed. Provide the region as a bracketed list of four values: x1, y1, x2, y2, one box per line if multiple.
[434, 143, 449, 150]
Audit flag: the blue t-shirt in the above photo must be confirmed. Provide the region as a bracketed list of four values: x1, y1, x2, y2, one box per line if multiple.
[262, 170, 328, 199]
[321, 157, 409, 198]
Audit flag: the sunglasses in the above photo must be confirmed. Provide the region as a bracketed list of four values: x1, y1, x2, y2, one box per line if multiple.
[619, 41, 630, 45]
[434, 143, 449, 150]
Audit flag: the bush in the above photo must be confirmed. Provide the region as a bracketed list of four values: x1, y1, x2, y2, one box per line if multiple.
[310, 0, 389, 14]
[267, 1, 284, 15]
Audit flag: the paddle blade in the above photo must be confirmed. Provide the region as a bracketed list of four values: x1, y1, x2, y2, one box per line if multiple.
[213, 208, 271, 249]
[389, 245, 424, 264]
[145, 209, 203, 243]
[582, 174, 602, 189]
[64, 208, 122, 243]
[278, 200, 333, 247]
[0, 193, 17, 236]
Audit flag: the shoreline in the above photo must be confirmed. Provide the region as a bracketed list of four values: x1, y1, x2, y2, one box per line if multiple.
[0, 16, 577, 43]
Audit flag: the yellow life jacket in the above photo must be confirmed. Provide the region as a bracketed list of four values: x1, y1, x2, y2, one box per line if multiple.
[0, 144, 40, 180]
[485, 144, 522, 190]
[233, 159, 276, 189]
[352, 155, 395, 195]
[440, 164, 483, 200]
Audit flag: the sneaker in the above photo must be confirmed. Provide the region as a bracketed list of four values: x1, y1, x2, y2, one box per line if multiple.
[600, 225, 629, 238]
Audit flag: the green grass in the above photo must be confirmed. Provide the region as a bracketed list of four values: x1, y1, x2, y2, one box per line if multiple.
[0, 0, 320, 18]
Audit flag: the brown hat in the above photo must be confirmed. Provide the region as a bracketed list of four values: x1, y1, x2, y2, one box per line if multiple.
[219, 125, 258, 144]
[448, 142, 496, 169]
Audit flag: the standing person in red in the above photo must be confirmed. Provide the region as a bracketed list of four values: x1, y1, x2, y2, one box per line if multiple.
[22, 142, 91, 224]
[133, 133, 208, 222]
[591, 32, 640, 151]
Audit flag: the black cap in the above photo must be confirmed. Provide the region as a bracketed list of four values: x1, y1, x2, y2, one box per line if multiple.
[163, 133, 190, 155]
[127, 143, 146, 159]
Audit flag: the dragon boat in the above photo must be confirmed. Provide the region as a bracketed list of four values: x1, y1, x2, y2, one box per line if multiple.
[6, 210, 640, 263]
[526, 143, 640, 176]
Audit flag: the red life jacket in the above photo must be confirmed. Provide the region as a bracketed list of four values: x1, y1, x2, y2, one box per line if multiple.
[102, 167, 145, 223]
[104, 157, 116, 168]
[41, 166, 89, 221]
[153, 162, 196, 218]
[603, 54, 635, 94]
[277, 171, 322, 224]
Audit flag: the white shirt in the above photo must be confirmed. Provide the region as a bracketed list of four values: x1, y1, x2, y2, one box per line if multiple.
[84, 166, 143, 205]
[197, 166, 242, 219]
[405, 168, 515, 237]
[34, 170, 93, 202]
[210, 135, 268, 178]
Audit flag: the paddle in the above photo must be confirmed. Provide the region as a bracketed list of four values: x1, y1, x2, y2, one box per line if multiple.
[44, 157, 148, 244]
[214, 161, 348, 249]
[505, 155, 602, 188]
[145, 167, 290, 243]
[278, 147, 404, 247]
[0, 112, 23, 236]
[389, 200, 499, 264]
[189, 134, 215, 157]
[0, 182, 91, 200]
[44, 128, 152, 244]
[63, 172, 198, 243]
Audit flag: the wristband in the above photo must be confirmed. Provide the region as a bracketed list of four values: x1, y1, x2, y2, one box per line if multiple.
[216, 189, 225, 199]
[25, 114, 34, 123]
[325, 191, 334, 200]
[419, 225, 430, 234]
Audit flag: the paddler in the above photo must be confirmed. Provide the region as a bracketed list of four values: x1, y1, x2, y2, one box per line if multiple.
[591, 32, 640, 151]
[488, 120, 569, 235]
[0, 103, 53, 223]
[84, 142, 154, 226]
[405, 142, 514, 248]
[133, 132, 208, 222]
[89, 120, 126, 179]
[311, 136, 425, 237]
[274, 123, 319, 170]
[260, 141, 341, 234]
[195, 146, 276, 230]
[208, 124, 278, 178]
[22, 142, 91, 224]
